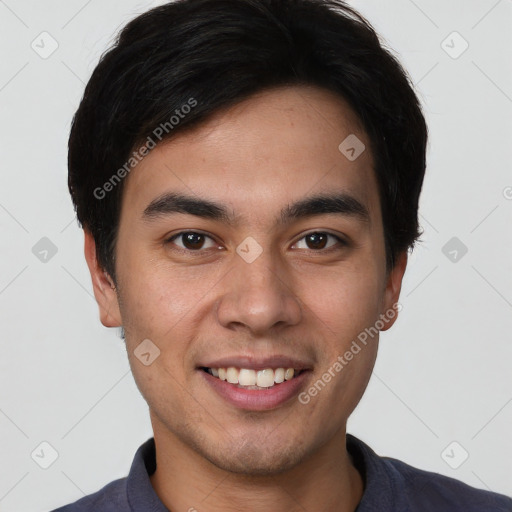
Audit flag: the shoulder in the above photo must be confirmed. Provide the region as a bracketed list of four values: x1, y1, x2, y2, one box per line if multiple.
[382, 453, 512, 511]
[347, 435, 512, 512]
[50, 477, 129, 512]
[50, 437, 162, 512]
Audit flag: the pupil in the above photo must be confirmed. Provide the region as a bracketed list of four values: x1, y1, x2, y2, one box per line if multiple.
[184, 233, 204, 249]
[307, 233, 327, 249]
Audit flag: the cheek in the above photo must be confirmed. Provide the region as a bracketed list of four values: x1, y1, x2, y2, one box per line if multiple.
[300, 260, 384, 342]
[117, 272, 198, 413]
[117, 261, 223, 395]
[118, 260, 216, 337]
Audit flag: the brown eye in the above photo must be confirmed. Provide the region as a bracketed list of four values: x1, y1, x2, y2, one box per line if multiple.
[293, 232, 346, 251]
[305, 233, 328, 249]
[167, 231, 217, 251]
[181, 232, 205, 249]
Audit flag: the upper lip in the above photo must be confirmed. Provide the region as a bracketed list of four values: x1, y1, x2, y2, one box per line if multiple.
[198, 355, 313, 371]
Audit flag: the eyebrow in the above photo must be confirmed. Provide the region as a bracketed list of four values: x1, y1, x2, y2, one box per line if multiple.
[142, 191, 370, 225]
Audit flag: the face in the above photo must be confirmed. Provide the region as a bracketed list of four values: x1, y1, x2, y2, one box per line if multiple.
[85, 85, 406, 475]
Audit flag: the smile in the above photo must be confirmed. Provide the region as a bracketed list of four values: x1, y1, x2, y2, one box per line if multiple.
[199, 366, 310, 411]
[201, 366, 304, 389]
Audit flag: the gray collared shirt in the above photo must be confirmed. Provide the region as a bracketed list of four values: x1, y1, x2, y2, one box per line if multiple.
[51, 434, 512, 511]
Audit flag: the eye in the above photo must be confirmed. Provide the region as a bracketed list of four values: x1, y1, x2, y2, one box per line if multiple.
[165, 230, 346, 254]
[166, 231, 219, 251]
[293, 232, 346, 251]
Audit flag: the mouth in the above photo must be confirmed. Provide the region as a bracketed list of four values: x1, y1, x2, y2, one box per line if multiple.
[198, 365, 311, 411]
[200, 366, 306, 390]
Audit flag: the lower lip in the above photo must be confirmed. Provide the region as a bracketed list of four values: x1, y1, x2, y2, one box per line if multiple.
[199, 369, 310, 411]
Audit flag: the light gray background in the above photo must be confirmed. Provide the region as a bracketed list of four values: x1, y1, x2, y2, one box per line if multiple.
[0, 0, 511, 510]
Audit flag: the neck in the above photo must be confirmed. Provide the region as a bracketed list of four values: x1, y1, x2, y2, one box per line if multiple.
[149, 423, 364, 512]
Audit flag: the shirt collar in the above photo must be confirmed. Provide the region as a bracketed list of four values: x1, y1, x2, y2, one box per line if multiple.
[126, 435, 399, 512]
[126, 437, 169, 511]
[347, 433, 406, 511]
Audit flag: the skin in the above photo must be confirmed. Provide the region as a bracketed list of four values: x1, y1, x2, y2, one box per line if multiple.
[84, 84, 407, 512]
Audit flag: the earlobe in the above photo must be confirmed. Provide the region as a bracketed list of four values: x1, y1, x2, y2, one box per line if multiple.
[83, 229, 122, 328]
[380, 251, 408, 332]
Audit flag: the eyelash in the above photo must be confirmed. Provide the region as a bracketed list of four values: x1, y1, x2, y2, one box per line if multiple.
[164, 230, 348, 254]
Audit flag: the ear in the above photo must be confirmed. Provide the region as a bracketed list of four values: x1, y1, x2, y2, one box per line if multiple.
[83, 229, 122, 328]
[379, 250, 408, 332]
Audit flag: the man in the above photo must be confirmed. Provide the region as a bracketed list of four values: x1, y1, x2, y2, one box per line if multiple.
[52, 0, 512, 510]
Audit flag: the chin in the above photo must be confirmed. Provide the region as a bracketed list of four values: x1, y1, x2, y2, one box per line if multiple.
[207, 448, 304, 476]
[200, 434, 311, 476]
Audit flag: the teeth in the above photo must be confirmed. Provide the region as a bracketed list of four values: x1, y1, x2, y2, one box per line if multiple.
[274, 368, 285, 383]
[239, 369, 256, 386]
[206, 366, 299, 388]
[256, 369, 274, 388]
[226, 367, 238, 384]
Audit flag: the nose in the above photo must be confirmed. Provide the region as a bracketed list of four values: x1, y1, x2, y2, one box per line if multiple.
[215, 246, 302, 335]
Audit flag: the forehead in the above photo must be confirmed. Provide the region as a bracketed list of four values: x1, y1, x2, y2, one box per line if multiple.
[121, 85, 380, 226]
